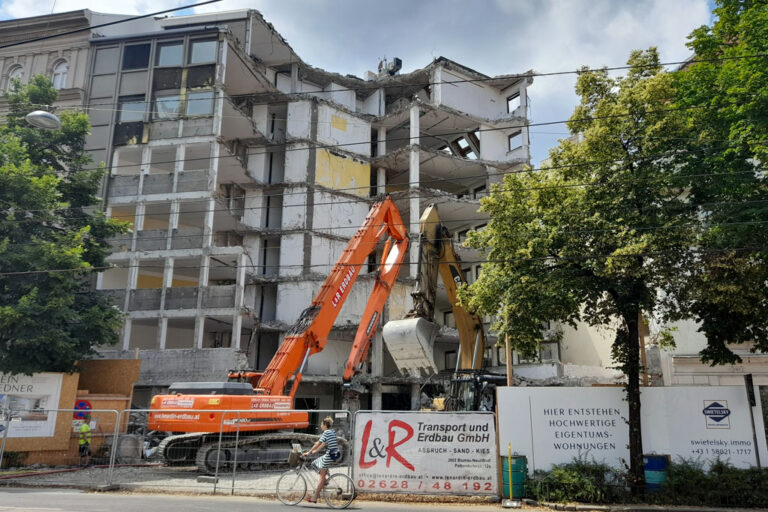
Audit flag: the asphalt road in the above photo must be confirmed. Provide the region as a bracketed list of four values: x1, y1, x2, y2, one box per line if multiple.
[0, 488, 518, 512]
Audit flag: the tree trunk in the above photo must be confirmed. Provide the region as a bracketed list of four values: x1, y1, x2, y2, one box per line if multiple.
[624, 308, 645, 492]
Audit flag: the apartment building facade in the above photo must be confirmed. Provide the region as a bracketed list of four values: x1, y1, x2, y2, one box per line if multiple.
[1, 8, 535, 410]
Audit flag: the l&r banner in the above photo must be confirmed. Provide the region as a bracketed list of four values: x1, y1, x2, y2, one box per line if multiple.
[352, 411, 498, 495]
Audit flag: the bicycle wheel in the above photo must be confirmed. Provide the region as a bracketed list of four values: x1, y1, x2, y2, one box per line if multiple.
[323, 473, 356, 509]
[276, 470, 307, 505]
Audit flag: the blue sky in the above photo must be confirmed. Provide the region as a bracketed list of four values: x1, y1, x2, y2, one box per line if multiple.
[0, 0, 715, 164]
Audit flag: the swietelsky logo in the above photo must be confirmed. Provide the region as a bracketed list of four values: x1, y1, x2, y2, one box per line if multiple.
[702, 400, 731, 429]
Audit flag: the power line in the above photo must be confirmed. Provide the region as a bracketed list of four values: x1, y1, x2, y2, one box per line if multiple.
[4, 217, 767, 252]
[0, 0, 222, 50]
[1, 246, 764, 278]
[1, 134, 764, 220]
[6, 48, 767, 103]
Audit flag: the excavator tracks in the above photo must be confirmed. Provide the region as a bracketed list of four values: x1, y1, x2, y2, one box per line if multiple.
[194, 432, 351, 474]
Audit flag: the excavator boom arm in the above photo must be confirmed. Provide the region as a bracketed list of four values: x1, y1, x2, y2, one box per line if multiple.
[255, 196, 407, 396]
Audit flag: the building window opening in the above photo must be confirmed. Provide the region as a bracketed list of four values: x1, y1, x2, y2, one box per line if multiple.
[155, 41, 183, 67]
[118, 96, 146, 123]
[51, 60, 68, 89]
[6, 65, 23, 88]
[155, 94, 181, 120]
[508, 131, 523, 151]
[186, 90, 214, 116]
[507, 92, 521, 113]
[189, 39, 217, 64]
[454, 136, 477, 159]
[122, 43, 151, 70]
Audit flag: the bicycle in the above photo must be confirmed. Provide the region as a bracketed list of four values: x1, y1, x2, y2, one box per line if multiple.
[276, 451, 356, 508]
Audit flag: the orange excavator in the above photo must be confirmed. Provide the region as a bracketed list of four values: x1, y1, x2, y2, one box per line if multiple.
[147, 196, 408, 471]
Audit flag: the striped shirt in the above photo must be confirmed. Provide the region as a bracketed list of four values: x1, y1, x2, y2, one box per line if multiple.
[319, 428, 339, 455]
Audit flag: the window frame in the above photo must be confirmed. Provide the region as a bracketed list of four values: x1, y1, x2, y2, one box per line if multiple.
[122, 43, 152, 71]
[188, 39, 218, 65]
[507, 92, 521, 113]
[185, 90, 215, 117]
[154, 93, 182, 121]
[6, 65, 23, 88]
[51, 60, 69, 90]
[117, 96, 147, 123]
[508, 130, 523, 152]
[155, 40, 184, 68]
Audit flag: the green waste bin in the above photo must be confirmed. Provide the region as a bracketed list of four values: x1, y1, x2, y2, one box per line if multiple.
[501, 455, 527, 499]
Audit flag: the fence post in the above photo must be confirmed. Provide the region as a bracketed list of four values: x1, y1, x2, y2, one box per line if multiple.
[0, 407, 10, 469]
[106, 409, 122, 486]
[230, 410, 242, 495]
[212, 409, 227, 495]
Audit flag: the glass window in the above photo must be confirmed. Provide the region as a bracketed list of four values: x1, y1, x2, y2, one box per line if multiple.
[155, 42, 183, 67]
[118, 97, 146, 123]
[507, 93, 521, 113]
[508, 131, 523, 151]
[51, 60, 68, 90]
[122, 43, 151, 70]
[189, 40, 217, 64]
[185, 91, 214, 116]
[155, 95, 181, 120]
[7, 65, 23, 87]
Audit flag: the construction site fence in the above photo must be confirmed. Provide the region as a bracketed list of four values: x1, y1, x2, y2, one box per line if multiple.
[0, 407, 354, 496]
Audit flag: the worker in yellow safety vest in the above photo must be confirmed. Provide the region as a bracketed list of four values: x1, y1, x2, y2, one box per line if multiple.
[79, 414, 92, 466]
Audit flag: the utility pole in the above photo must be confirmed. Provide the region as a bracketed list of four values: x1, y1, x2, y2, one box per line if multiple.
[505, 334, 513, 386]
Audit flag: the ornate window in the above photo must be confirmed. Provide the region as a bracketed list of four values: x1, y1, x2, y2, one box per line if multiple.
[6, 65, 23, 89]
[51, 60, 68, 90]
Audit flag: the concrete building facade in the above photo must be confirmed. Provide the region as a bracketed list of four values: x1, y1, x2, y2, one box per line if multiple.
[73, 9, 535, 409]
[1, 8, 537, 410]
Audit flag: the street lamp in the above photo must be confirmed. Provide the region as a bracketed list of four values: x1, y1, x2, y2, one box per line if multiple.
[25, 110, 62, 130]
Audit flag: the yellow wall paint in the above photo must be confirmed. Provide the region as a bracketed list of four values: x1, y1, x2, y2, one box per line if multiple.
[315, 149, 370, 197]
[136, 274, 163, 289]
[331, 115, 347, 132]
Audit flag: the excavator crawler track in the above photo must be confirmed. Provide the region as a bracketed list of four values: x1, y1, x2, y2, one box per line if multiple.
[193, 432, 351, 474]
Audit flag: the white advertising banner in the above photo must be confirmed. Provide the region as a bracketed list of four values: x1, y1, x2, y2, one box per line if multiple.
[0, 373, 62, 438]
[497, 386, 768, 474]
[353, 411, 497, 495]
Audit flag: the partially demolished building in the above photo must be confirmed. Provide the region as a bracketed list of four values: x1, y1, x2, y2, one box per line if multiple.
[4, 9, 538, 409]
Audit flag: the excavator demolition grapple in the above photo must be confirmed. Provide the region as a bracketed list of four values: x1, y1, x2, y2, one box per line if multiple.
[382, 203, 505, 412]
[148, 196, 408, 472]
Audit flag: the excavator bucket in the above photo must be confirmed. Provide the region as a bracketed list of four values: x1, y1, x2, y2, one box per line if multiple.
[382, 318, 440, 376]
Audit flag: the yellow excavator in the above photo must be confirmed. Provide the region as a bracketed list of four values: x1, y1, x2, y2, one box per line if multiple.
[382, 203, 504, 411]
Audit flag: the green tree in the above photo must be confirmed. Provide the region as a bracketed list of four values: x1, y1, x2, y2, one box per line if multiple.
[671, 0, 768, 364]
[460, 49, 695, 486]
[0, 76, 126, 374]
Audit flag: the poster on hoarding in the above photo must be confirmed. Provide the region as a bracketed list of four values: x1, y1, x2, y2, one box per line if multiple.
[353, 411, 497, 495]
[497, 386, 768, 474]
[0, 373, 62, 438]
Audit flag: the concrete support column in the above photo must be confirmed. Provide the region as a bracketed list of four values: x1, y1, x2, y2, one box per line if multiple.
[377, 127, 387, 195]
[157, 317, 168, 350]
[160, 257, 174, 312]
[371, 383, 382, 410]
[131, 203, 145, 252]
[290, 62, 299, 94]
[194, 254, 211, 349]
[410, 382, 420, 411]
[231, 253, 247, 350]
[167, 201, 180, 250]
[408, 105, 420, 278]
[121, 319, 132, 351]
